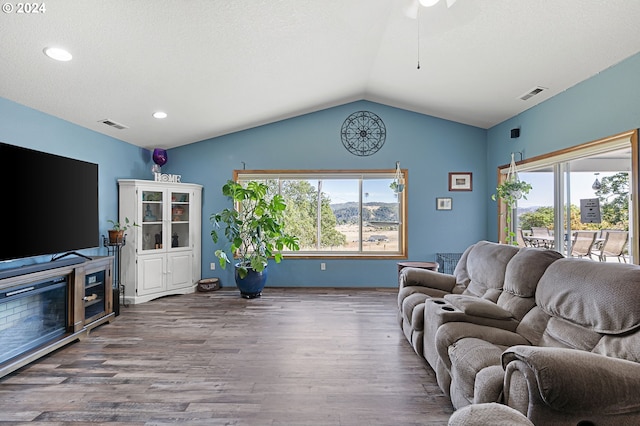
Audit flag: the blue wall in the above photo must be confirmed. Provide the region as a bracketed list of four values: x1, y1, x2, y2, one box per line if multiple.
[0, 97, 487, 287]
[4, 50, 640, 287]
[0, 97, 152, 269]
[170, 101, 487, 287]
[486, 53, 640, 239]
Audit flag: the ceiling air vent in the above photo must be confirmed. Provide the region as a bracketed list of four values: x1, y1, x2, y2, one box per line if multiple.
[519, 86, 547, 101]
[99, 119, 128, 130]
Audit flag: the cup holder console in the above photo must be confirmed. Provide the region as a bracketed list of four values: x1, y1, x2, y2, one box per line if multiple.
[430, 298, 456, 312]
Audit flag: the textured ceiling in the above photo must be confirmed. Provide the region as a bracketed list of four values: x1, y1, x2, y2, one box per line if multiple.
[2, 0, 640, 150]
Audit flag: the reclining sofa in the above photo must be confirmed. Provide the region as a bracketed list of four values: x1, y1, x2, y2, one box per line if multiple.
[398, 240, 561, 365]
[398, 241, 518, 357]
[399, 240, 640, 425]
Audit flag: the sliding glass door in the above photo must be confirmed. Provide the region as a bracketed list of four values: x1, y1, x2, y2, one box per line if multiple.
[497, 130, 638, 263]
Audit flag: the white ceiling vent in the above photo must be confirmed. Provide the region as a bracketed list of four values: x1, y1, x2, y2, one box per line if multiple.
[518, 86, 547, 101]
[99, 119, 128, 130]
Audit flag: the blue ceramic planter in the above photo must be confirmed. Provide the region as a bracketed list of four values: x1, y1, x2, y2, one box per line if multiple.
[234, 265, 268, 299]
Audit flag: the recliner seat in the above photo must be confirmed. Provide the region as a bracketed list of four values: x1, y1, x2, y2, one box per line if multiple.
[436, 258, 640, 425]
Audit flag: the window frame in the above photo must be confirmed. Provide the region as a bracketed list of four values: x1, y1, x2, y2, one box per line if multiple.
[495, 129, 638, 264]
[234, 169, 408, 259]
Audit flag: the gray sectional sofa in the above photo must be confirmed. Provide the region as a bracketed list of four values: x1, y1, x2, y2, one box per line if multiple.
[398, 240, 640, 425]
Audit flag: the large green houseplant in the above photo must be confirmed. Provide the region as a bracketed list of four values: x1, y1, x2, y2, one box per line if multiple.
[210, 180, 300, 298]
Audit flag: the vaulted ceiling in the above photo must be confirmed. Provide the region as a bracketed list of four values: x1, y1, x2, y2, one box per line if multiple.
[2, 0, 640, 150]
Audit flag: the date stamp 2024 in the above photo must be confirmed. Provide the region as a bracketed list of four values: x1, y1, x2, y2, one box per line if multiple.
[2, 3, 46, 14]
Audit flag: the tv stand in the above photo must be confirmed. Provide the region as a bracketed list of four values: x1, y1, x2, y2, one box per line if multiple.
[0, 256, 85, 280]
[51, 251, 93, 262]
[0, 257, 114, 378]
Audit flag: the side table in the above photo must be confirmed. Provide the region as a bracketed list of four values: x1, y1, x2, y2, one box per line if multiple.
[397, 261, 439, 279]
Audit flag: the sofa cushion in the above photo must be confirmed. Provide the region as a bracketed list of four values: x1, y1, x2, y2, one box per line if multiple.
[481, 288, 502, 302]
[402, 292, 429, 331]
[473, 365, 505, 404]
[452, 243, 474, 288]
[593, 332, 640, 363]
[461, 241, 519, 299]
[495, 293, 535, 322]
[448, 403, 534, 426]
[514, 306, 550, 346]
[401, 267, 458, 294]
[449, 337, 506, 405]
[502, 247, 564, 298]
[536, 259, 640, 334]
[496, 248, 563, 321]
[539, 316, 602, 350]
[444, 294, 514, 320]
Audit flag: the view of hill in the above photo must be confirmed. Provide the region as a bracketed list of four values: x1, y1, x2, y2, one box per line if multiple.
[518, 206, 549, 214]
[331, 201, 399, 225]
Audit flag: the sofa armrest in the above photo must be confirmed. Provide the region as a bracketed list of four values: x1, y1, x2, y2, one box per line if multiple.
[422, 299, 520, 373]
[399, 267, 457, 293]
[503, 346, 640, 419]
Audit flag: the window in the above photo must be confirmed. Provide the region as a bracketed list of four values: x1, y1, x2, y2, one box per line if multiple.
[235, 170, 408, 258]
[496, 129, 638, 263]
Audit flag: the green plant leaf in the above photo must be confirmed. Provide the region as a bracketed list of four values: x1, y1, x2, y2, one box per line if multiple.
[492, 177, 533, 245]
[210, 179, 300, 273]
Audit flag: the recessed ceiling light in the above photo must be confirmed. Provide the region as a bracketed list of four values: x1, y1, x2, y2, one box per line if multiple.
[43, 47, 72, 61]
[153, 111, 168, 119]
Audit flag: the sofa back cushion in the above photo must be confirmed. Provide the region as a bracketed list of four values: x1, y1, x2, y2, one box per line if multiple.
[592, 331, 640, 363]
[497, 248, 564, 320]
[458, 241, 519, 301]
[536, 259, 640, 334]
[538, 316, 603, 350]
[452, 243, 474, 289]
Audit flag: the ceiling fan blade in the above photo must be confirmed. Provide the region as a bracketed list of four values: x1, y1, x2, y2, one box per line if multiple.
[446, 0, 457, 7]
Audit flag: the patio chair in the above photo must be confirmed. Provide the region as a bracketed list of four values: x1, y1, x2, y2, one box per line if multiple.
[529, 227, 553, 248]
[531, 227, 550, 236]
[592, 230, 628, 262]
[570, 231, 597, 259]
[517, 228, 529, 247]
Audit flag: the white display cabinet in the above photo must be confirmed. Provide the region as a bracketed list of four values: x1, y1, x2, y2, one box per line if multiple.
[118, 179, 202, 304]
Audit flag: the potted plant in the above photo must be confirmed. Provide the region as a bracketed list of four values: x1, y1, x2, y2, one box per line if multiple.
[390, 161, 405, 193]
[389, 181, 405, 193]
[107, 217, 139, 244]
[210, 180, 300, 298]
[492, 177, 532, 245]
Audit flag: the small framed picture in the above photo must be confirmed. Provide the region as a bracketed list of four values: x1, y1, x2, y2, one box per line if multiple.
[449, 172, 473, 191]
[436, 197, 452, 211]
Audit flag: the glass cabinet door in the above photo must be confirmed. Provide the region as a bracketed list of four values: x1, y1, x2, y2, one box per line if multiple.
[170, 191, 190, 249]
[141, 190, 164, 251]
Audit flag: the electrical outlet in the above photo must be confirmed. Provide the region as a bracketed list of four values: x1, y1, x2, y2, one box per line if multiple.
[210, 262, 216, 270]
[320, 262, 326, 271]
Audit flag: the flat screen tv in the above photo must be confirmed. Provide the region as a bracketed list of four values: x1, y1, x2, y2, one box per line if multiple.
[0, 142, 99, 262]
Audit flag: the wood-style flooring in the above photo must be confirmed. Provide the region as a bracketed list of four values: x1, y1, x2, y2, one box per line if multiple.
[0, 288, 453, 425]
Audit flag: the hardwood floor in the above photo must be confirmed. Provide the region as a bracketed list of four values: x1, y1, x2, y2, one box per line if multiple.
[0, 288, 453, 425]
